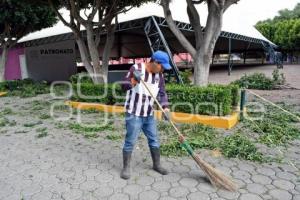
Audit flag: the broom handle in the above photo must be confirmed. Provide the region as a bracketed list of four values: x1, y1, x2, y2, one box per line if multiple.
[140, 79, 183, 138]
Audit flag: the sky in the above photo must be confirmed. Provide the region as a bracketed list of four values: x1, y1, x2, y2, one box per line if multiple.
[19, 0, 300, 42]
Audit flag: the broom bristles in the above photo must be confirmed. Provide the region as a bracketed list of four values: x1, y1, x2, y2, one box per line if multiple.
[192, 153, 238, 192]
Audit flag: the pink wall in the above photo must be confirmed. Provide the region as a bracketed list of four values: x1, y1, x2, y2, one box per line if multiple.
[0, 47, 24, 80]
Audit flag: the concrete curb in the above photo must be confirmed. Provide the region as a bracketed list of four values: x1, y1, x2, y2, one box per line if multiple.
[66, 101, 239, 129]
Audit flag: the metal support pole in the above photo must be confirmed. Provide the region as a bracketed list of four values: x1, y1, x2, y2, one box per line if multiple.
[228, 38, 232, 75]
[144, 17, 183, 84]
[240, 89, 246, 120]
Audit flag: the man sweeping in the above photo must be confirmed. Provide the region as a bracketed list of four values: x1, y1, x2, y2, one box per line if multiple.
[120, 50, 171, 179]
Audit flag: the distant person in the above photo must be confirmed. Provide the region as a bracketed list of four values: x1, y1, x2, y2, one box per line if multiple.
[275, 51, 283, 69]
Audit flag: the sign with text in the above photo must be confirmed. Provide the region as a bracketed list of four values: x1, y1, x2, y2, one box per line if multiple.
[25, 40, 76, 82]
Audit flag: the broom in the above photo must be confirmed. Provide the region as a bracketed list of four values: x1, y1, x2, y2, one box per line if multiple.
[139, 78, 238, 191]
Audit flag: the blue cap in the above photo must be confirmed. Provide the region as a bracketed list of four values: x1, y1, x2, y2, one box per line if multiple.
[151, 50, 172, 70]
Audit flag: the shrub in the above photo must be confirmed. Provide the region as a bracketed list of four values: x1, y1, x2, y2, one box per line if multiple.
[233, 73, 274, 90]
[0, 79, 49, 97]
[272, 69, 285, 85]
[232, 69, 286, 90]
[71, 83, 125, 105]
[166, 84, 234, 115]
[179, 69, 192, 85]
[70, 73, 93, 84]
[230, 84, 240, 107]
[72, 83, 239, 116]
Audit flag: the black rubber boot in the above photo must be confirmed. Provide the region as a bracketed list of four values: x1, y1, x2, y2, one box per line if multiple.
[120, 150, 132, 179]
[150, 148, 168, 175]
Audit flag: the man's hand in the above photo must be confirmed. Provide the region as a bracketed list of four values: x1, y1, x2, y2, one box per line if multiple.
[178, 134, 185, 143]
[163, 108, 170, 121]
[133, 70, 142, 83]
[130, 78, 138, 86]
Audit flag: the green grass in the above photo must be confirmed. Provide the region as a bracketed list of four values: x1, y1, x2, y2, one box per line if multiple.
[68, 122, 114, 133]
[0, 108, 13, 116]
[67, 122, 114, 139]
[39, 113, 51, 119]
[160, 123, 220, 157]
[14, 130, 29, 134]
[36, 127, 48, 138]
[245, 104, 300, 147]
[106, 134, 122, 141]
[36, 132, 48, 138]
[158, 114, 293, 163]
[54, 122, 65, 129]
[83, 132, 98, 139]
[219, 132, 265, 162]
[0, 117, 9, 127]
[0, 117, 15, 127]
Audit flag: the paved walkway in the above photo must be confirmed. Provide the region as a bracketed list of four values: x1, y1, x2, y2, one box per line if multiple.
[0, 93, 299, 200]
[0, 64, 300, 200]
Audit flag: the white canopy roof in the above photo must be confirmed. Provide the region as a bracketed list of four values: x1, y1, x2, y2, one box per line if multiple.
[18, 2, 273, 44]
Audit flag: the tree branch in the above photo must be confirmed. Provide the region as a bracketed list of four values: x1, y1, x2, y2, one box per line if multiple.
[48, 0, 71, 28]
[69, 0, 87, 25]
[186, 0, 203, 49]
[161, 0, 196, 58]
[211, 0, 220, 9]
[48, 0, 81, 37]
[192, 0, 205, 4]
[88, 0, 100, 21]
[95, 7, 104, 47]
[84, 8, 89, 19]
[224, 0, 239, 12]
[203, 1, 222, 52]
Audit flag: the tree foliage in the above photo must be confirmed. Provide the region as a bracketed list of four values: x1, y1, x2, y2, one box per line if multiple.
[0, 0, 57, 48]
[255, 3, 300, 50]
[0, 0, 57, 81]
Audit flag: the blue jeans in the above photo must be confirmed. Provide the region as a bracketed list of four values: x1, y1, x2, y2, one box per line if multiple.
[123, 112, 160, 152]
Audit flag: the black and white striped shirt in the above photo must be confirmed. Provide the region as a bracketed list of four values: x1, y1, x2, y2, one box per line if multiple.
[122, 63, 169, 117]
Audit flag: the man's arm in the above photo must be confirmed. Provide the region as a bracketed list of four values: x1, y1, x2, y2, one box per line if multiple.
[158, 73, 169, 109]
[121, 65, 138, 91]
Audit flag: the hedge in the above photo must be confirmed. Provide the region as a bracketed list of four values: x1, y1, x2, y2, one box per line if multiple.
[71, 83, 125, 105]
[71, 83, 239, 116]
[0, 79, 49, 97]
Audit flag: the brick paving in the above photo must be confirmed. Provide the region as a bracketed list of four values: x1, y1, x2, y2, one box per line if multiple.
[0, 64, 299, 200]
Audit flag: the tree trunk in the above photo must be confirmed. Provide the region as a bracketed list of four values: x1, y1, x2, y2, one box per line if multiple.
[0, 46, 8, 82]
[194, 52, 210, 86]
[193, 6, 222, 86]
[75, 38, 94, 74]
[86, 24, 103, 83]
[101, 23, 116, 83]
